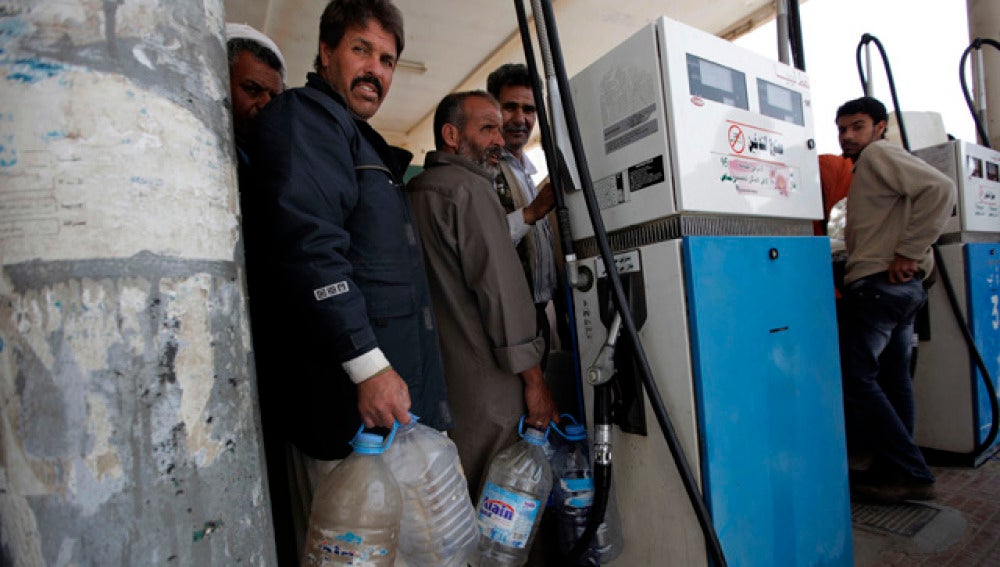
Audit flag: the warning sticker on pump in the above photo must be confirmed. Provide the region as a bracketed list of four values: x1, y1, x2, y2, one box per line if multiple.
[595, 249, 641, 278]
[717, 154, 797, 197]
[594, 172, 625, 210]
[627, 155, 665, 193]
[725, 120, 785, 160]
[603, 103, 658, 155]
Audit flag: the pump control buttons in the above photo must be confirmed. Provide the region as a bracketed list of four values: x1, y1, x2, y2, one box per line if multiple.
[769, 248, 779, 260]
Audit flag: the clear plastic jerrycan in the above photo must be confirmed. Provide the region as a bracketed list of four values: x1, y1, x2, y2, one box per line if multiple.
[381, 413, 478, 567]
[302, 425, 402, 566]
[474, 416, 552, 567]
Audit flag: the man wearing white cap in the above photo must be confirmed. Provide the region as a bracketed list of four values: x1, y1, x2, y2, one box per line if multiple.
[226, 22, 295, 563]
[225, 22, 285, 164]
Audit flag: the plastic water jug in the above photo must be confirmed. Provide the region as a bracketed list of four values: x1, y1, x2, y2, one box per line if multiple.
[474, 416, 552, 566]
[302, 426, 401, 566]
[382, 413, 478, 567]
[550, 419, 623, 565]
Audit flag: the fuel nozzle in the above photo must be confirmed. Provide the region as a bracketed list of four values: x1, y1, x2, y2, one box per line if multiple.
[587, 311, 622, 386]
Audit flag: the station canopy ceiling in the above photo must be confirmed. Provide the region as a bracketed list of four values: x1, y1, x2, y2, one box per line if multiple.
[224, 0, 789, 158]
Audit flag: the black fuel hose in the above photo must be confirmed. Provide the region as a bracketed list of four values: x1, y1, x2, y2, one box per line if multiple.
[513, 3, 603, 563]
[959, 38, 1000, 150]
[565, 384, 612, 565]
[932, 245, 999, 456]
[532, 1, 728, 565]
[856, 33, 910, 151]
[513, 0, 573, 252]
[513, 0, 589, 422]
[787, 0, 806, 71]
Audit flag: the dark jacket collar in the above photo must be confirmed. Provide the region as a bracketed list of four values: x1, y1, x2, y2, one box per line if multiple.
[305, 72, 413, 180]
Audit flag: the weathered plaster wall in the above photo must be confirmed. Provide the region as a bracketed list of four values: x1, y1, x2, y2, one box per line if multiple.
[0, 1, 274, 565]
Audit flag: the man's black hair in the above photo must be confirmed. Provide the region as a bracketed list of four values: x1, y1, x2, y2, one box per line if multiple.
[313, 0, 405, 73]
[433, 90, 497, 150]
[486, 63, 537, 100]
[836, 96, 889, 126]
[227, 38, 283, 75]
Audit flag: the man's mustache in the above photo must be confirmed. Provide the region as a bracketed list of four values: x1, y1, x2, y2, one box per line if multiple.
[484, 145, 503, 162]
[504, 125, 529, 135]
[351, 75, 383, 98]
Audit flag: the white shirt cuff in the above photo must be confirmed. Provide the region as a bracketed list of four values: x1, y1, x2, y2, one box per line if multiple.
[508, 208, 531, 245]
[342, 348, 391, 384]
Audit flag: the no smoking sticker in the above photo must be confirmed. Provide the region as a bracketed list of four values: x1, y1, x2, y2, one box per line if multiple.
[728, 124, 745, 153]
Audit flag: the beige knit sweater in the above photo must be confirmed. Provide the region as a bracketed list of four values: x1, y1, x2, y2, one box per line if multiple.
[844, 140, 956, 285]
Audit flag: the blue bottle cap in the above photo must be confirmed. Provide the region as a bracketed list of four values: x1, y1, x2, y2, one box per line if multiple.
[522, 427, 548, 446]
[351, 432, 387, 455]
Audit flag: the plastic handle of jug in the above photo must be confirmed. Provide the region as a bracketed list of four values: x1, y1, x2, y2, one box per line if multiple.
[352, 421, 400, 450]
[549, 413, 580, 440]
[383, 420, 398, 449]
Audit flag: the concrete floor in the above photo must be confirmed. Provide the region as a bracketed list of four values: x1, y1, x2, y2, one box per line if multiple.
[853, 455, 1000, 566]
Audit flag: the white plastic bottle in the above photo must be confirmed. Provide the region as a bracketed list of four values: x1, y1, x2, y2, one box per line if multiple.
[550, 422, 623, 565]
[474, 418, 552, 567]
[302, 429, 402, 566]
[382, 414, 478, 567]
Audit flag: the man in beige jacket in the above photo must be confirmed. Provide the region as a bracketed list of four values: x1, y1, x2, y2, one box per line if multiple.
[835, 96, 955, 503]
[407, 91, 560, 497]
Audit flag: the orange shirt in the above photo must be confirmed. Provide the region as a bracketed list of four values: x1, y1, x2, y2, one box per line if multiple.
[813, 154, 853, 236]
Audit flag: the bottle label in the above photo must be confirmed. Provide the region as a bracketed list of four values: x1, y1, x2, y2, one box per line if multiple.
[477, 482, 541, 549]
[304, 528, 392, 566]
[558, 477, 595, 508]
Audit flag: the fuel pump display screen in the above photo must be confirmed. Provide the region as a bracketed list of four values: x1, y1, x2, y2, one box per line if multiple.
[757, 79, 804, 126]
[686, 53, 748, 110]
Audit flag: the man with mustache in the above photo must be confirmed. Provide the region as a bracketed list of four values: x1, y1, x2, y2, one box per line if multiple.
[833, 96, 954, 503]
[487, 63, 561, 370]
[407, 91, 560, 497]
[240, 0, 452, 558]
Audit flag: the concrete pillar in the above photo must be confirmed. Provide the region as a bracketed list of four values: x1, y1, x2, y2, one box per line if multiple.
[968, 0, 1000, 148]
[0, 1, 276, 565]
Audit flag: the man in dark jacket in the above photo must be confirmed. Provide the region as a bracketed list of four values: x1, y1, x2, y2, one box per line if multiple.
[240, 0, 452, 558]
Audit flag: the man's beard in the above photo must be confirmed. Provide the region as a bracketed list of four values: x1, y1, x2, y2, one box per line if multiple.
[481, 162, 500, 177]
[459, 140, 502, 176]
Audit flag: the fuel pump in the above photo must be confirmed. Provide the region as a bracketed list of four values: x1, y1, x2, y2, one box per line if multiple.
[910, 137, 1000, 465]
[539, 9, 853, 566]
[513, 2, 727, 564]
